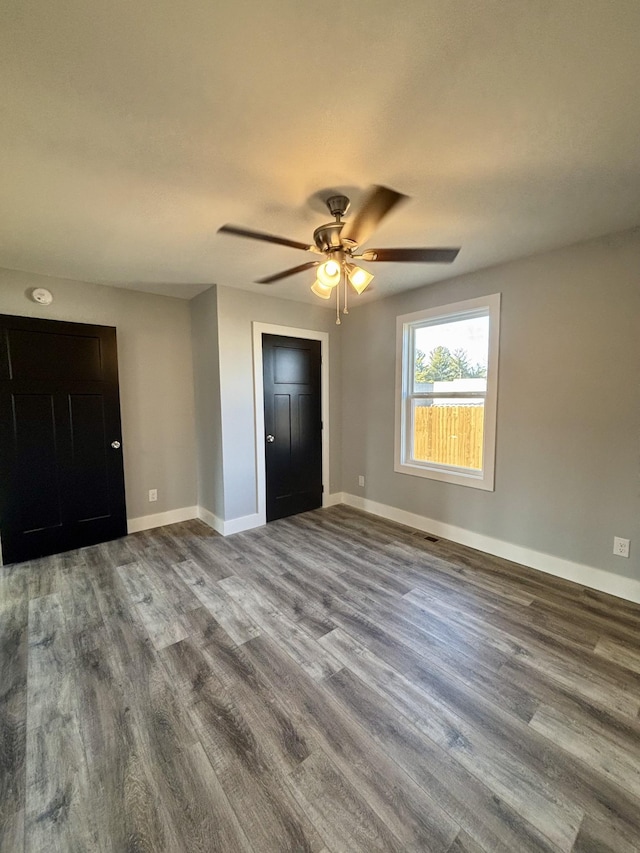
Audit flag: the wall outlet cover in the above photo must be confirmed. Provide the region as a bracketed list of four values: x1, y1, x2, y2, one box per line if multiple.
[149, 489, 158, 502]
[613, 536, 630, 558]
[358, 475, 365, 487]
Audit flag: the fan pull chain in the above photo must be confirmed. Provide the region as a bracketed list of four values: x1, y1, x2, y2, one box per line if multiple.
[343, 263, 349, 314]
[335, 272, 341, 325]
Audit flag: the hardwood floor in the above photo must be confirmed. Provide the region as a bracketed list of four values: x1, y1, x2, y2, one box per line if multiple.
[2, 505, 640, 852]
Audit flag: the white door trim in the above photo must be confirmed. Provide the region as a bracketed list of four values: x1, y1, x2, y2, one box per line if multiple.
[252, 322, 330, 526]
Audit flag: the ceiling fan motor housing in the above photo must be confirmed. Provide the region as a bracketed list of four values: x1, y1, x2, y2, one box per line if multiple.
[313, 195, 352, 253]
[313, 221, 346, 253]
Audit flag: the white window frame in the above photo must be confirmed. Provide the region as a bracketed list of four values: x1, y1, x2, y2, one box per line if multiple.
[395, 293, 500, 491]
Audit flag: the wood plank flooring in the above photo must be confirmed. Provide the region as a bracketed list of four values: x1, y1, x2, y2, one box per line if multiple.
[2, 505, 640, 852]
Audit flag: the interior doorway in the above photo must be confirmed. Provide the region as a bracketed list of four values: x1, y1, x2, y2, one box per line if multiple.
[262, 334, 322, 521]
[252, 323, 330, 526]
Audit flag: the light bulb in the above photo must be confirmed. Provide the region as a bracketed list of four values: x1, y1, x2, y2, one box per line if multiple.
[346, 264, 373, 294]
[317, 260, 341, 288]
[311, 280, 332, 299]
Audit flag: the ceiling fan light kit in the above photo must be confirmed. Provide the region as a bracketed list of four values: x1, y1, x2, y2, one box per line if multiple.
[346, 263, 374, 294]
[316, 259, 341, 287]
[218, 185, 461, 324]
[310, 280, 333, 299]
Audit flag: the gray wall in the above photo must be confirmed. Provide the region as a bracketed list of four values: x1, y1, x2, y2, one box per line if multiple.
[0, 268, 197, 523]
[4, 227, 638, 586]
[216, 285, 342, 521]
[190, 285, 224, 519]
[341, 229, 640, 581]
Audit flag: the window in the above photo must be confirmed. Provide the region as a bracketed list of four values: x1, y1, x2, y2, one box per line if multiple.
[395, 294, 500, 490]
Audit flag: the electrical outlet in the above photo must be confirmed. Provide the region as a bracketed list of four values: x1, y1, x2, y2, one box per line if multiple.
[358, 475, 365, 487]
[613, 536, 630, 558]
[148, 489, 158, 503]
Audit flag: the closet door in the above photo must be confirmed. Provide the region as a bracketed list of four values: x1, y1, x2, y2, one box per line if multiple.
[0, 314, 127, 564]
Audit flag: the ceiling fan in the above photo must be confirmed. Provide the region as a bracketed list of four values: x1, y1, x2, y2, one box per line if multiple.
[218, 185, 460, 323]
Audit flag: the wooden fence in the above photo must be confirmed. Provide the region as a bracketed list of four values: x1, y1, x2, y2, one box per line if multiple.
[413, 405, 484, 470]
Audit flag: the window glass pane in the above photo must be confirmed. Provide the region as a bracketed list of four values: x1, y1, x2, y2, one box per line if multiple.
[411, 398, 484, 470]
[413, 315, 489, 394]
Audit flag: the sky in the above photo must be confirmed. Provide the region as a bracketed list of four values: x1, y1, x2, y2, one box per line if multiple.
[415, 315, 489, 367]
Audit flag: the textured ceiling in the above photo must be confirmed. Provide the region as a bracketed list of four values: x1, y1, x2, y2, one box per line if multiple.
[2, 1, 640, 303]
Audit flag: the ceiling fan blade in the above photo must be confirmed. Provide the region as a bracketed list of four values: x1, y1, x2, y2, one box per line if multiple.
[218, 224, 313, 252]
[361, 247, 460, 263]
[256, 261, 319, 284]
[340, 185, 408, 247]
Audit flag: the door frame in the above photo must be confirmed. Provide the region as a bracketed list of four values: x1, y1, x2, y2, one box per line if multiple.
[252, 322, 330, 526]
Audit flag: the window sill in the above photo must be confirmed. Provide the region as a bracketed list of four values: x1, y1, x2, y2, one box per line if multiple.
[394, 459, 495, 491]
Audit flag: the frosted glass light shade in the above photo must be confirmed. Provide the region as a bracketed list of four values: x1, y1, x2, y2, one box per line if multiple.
[347, 264, 374, 294]
[317, 260, 341, 288]
[311, 280, 332, 299]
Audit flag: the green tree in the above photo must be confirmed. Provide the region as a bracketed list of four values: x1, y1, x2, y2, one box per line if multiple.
[414, 349, 429, 382]
[415, 346, 487, 383]
[451, 348, 486, 379]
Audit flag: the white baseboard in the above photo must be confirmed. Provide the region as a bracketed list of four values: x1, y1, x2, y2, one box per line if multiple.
[127, 505, 199, 534]
[197, 496, 345, 537]
[124, 504, 261, 538]
[212, 494, 347, 534]
[197, 506, 262, 536]
[197, 506, 224, 535]
[128, 505, 264, 538]
[324, 491, 345, 507]
[341, 493, 640, 605]
[221, 513, 263, 536]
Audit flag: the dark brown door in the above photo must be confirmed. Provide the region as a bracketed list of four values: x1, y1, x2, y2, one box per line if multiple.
[263, 334, 322, 522]
[0, 314, 127, 564]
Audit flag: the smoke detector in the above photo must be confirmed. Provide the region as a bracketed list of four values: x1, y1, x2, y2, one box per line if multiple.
[31, 288, 53, 305]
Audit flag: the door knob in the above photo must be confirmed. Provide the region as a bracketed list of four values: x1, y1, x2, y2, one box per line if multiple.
[266, 434, 275, 443]
[111, 440, 121, 449]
